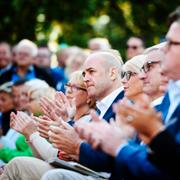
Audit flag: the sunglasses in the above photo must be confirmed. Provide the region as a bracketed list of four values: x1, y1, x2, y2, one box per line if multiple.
[126, 45, 139, 50]
[121, 71, 137, 81]
[141, 61, 160, 73]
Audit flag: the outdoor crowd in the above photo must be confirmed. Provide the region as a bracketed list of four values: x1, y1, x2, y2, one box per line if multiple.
[0, 6, 179, 180]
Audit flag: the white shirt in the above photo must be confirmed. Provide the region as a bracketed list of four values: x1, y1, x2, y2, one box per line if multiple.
[96, 86, 124, 119]
[150, 96, 164, 107]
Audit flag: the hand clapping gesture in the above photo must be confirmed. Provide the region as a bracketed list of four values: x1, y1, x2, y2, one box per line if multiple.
[75, 110, 135, 157]
[114, 95, 164, 144]
[40, 92, 76, 122]
[10, 111, 37, 140]
[48, 121, 82, 161]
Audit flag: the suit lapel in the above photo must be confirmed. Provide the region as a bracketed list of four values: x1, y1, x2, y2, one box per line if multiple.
[158, 92, 170, 123]
[103, 90, 124, 122]
[166, 104, 180, 135]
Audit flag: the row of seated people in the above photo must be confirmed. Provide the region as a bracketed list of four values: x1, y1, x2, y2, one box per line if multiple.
[0, 6, 179, 180]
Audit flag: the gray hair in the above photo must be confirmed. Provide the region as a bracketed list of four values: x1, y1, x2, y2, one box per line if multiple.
[17, 39, 38, 57]
[123, 54, 147, 73]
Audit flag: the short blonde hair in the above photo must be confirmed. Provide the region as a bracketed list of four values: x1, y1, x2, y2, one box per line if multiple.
[25, 79, 55, 101]
[69, 70, 86, 89]
[29, 87, 55, 102]
[123, 54, 147, 73]
[144, 42, 166, 54]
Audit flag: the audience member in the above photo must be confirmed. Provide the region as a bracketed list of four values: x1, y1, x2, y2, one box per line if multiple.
[0, 82, 15, 135]
[0, 42, 12, 75]
[126, 36, 145, 60]
[88, 37, 111, 51]
[0, 39, 56, 88]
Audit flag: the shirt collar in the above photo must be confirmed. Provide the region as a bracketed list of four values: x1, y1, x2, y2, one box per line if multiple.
[96, 86, 124, 118]
[151, 96, 164, 107]
[168, 80, 180, 102]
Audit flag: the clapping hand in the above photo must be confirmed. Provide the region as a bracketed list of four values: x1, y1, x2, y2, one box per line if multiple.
[10, 111, 37, 140]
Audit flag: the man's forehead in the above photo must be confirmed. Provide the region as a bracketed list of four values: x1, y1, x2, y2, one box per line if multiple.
[83, 54, 103, 68]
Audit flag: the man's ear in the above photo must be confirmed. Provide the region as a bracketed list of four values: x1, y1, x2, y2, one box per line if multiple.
[109, 67, 117, 81]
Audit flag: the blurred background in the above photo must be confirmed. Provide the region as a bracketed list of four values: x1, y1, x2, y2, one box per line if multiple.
[0, 0, 179, 58]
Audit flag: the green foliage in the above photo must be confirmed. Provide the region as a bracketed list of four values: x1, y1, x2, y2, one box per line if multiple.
[0, 0, 179, 57]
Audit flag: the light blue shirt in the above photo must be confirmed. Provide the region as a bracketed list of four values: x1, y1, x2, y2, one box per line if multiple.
[165, 80, 180, 124]
[12, 65, 36, 82]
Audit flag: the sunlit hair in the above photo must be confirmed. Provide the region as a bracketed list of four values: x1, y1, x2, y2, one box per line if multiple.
[17, 39, 38, 57]
[28, 87, 55, 102]
[69, 70, 86, 89]
[144, 42, 166, 54]
[25, 79, 55, 101]
[123, 54, 147, 74]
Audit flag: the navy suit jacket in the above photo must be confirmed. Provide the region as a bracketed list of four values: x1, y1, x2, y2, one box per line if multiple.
[148, 104, 180, 179]
[112, 93, 172, 180]
[79, 90, 124, 172]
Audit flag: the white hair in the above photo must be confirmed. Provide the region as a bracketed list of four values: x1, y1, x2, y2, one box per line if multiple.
[144, 42, 166, 54]
[88, 38, 111, 50]
[25, 78, 49, 90]
[123, 54, 147, 73]
[17, 39, 38, 57]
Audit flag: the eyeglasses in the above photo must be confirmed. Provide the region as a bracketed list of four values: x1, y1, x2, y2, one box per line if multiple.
[64, 83, 86, 92]
[121, 71, 137, 81]
[166, 39, 180, 50]
[126, 45, 139, 50]
[141, 61, 160, 73]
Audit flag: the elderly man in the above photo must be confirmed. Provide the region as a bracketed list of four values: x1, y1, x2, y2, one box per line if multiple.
[0, 42, 12, 75]
[0, 39, 55, 88]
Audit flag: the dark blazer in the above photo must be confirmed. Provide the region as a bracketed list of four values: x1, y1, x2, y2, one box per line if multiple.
[79, 89, 124, 173]
[148, 104, 180, 179]
[111, 94, 172, 180]
[0, 65, 56, 88]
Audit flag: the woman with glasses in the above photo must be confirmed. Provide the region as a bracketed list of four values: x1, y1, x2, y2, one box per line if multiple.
[121, 55, 147, 102]
[64, 70, 95, 123]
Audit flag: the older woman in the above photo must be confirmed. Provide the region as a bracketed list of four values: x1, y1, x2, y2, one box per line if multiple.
[121, 54, 147, 102]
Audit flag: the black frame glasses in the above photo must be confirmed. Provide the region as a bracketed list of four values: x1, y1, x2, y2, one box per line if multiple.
[141, 61, 160, 73]
[64, 83, 86, 92]
[121, 71, 137, 81]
